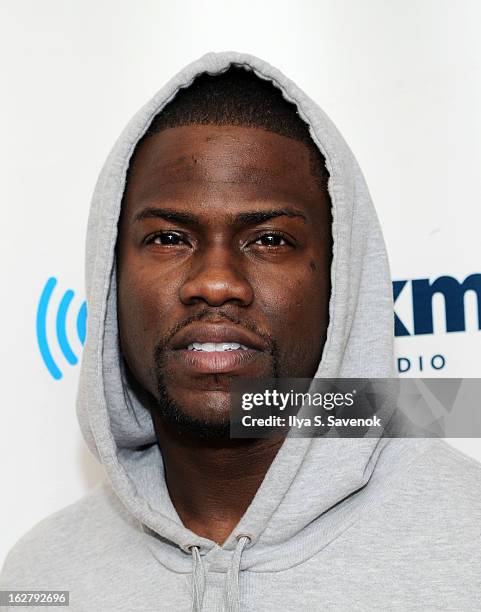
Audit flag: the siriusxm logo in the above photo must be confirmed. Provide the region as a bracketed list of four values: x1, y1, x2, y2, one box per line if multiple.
[394, 274, 481, 337]
[36, 277, 87, 380]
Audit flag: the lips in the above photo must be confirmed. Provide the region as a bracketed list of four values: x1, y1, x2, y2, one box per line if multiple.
[172, 323, 266, 352]
[186, 342, 251, 351]
[170, 323, 266, 374]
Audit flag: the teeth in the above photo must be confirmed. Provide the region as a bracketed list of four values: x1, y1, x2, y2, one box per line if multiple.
[187, 342, 250, 351]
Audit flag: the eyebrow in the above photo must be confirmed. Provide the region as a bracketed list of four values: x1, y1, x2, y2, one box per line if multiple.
[133, 206, 307, 226]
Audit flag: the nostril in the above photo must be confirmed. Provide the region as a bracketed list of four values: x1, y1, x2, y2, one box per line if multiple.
[178, 260, 254, 308]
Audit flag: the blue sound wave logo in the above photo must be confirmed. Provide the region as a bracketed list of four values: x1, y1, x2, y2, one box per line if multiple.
[36, 277, 87, 380]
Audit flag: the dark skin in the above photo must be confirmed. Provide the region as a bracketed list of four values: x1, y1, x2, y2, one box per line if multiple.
[116, 124, 332, 544]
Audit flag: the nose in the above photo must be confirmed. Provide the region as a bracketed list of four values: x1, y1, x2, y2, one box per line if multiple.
[179, 245, 254, 307]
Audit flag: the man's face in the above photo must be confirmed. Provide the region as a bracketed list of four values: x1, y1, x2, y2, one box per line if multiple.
[116, 124, 332, 434]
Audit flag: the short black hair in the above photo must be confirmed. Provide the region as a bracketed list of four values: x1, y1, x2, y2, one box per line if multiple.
[139, 66, 329, 191]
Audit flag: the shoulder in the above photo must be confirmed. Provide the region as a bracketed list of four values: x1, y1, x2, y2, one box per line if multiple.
[0, 481, 141, 590]
[414, 439, 481, 503]
[380, 439, 481, 540]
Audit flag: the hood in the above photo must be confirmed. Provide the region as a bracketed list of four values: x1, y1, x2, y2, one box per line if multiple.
[76, 51, 412, 611]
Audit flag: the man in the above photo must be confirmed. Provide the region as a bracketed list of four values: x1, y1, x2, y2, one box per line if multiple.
[1, 51, 481, 611]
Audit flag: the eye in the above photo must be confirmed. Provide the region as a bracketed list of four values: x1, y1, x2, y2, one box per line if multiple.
[146, 231, 188, 247]
[252, 232, 290, 247]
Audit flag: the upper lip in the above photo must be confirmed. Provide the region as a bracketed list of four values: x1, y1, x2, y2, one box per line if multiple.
[172, 323, 265, 351]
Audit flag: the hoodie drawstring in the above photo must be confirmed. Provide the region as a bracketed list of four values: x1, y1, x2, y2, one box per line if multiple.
[189, 534, 251, 612]
[190, 545, 206, 612]
[224, 535, 251, 612]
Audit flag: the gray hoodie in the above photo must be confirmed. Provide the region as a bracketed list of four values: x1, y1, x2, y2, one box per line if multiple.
[2, 51, 481, 612]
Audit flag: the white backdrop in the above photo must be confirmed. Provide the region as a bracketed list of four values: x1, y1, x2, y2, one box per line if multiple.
[2, 0, 480, 567]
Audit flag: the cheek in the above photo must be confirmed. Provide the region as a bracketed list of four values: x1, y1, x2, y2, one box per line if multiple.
[255, 266, 329, 330]
[253, 260, 330, 376]
[117, 264, 177, 360]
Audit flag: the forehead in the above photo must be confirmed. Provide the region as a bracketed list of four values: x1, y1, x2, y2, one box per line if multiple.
[121, 124, 326, 220]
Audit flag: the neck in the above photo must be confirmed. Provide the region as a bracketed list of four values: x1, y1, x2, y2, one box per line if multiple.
[152, 415, 285, 545]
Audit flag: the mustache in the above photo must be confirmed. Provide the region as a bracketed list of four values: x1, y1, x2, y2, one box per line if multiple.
[153, 308, 279, 360]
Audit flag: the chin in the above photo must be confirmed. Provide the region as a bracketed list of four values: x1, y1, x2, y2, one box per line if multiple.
[155, 381, 232, 439]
